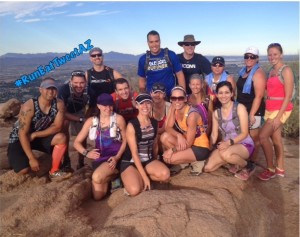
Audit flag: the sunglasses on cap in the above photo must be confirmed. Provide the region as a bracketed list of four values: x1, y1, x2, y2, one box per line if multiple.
[90, 53, 102, 58]
[152, 84, 166, 92]
[170, 96, 186, 102]
[212, 63, 224, 68]
[244, 54, 258, 60]
[71, 70, 85, 76]
[183, 43, 196, 47]
[268, 43, 281, 48]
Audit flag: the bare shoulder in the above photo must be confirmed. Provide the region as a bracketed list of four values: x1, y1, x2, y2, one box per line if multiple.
[20, 99, 34, 116]
[254, 67, 266, 79]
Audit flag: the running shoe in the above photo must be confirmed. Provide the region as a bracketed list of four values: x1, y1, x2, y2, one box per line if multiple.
[228, 164, 240, 174]
[190, 161, 205, 176]
[275, 167, 285, 177]
[235, 164, 256, 181]
[257, 169, 276, 181]
[49, 170, 72, 182]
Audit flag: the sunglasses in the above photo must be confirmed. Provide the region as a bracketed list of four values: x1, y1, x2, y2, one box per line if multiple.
[71, 71, 85, 76]
[212, 63, 224, 68]
[183, 44, 196, 47]
[152, 84, 166, 92]
[268, 43, 281, 48]
[244, 54, 257, 60]
[90, 53, 102, 58]
[170, 96, 186, 102]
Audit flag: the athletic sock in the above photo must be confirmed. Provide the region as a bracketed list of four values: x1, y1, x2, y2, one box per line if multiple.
[50, 144, 67, 173]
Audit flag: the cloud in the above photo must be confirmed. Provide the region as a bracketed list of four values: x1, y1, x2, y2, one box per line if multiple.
[0, 2, 68, 20]
[75, 3, 84, 7]
[42, 11, 66, 16]
[67, 10, 106, 17]
[22, 18, 42, 23]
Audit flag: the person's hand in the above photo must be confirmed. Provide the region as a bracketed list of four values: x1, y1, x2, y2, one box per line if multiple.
[86, 149, 101, 160]
[29, 158, 39, 172]
[272, 117, 281, 131]
[176, 134, 188, 151]
[217, 141, 230, 151]
[29, 132, 37, 142]
[142, 175, 151, 191]
[107, 156, 118, 170]
[249, 115, 256, 127]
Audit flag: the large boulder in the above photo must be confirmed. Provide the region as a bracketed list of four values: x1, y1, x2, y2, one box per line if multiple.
[0, 98, 21, 119]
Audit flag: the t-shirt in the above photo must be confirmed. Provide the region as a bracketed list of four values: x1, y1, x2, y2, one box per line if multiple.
[177, 53, 212, 94]
[137, 48, 182, 97]
[58, 83, 96, 114]
[111, 91, 139, 123]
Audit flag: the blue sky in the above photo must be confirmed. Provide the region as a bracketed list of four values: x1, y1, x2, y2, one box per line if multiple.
[0, 1, 299, 56]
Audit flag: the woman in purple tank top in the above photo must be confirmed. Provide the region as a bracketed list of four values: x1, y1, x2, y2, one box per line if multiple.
[74, 93, 127, 200]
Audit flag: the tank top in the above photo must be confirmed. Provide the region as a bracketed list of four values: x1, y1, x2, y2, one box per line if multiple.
[88, 67, 114, 97]
[266, 75, 293, 111]
[175, 105, 209, 148]
[219, 107, 254, 146]
[9, 97, 58, 143]
[94, 125, 122, 164]
[236, 75, 265, 116]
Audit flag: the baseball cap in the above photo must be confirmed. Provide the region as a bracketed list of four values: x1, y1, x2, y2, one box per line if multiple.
[245, 46, 259, 56]
[97, 93, 114, 106]
[151, 83, 166, 93]
[89, 47, 102, 56]
[135, 93, 153, 104]
[40, 78, 57, 89]
[211, 56, 225, 65]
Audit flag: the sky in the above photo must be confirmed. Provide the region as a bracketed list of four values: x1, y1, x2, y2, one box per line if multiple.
[0, 1, 299, 57]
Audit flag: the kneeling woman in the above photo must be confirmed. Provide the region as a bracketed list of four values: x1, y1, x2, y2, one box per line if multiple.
[161, 86, 211, 175]
[74, 93, 127, 200]
[204, 81, 255, 175]
[120, 93, 170, 196]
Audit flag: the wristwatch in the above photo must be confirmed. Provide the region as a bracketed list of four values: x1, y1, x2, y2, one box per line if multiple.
[230, 139, 234, 146]
[82, 150, 88, 157]
[79, 117, 84, 123]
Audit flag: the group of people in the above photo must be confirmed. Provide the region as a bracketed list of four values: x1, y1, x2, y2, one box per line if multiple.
[7, 30, 295, 201]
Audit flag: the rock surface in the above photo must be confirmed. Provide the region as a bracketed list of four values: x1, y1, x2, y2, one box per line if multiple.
[0, 125, 298, 237]
[0, 98, 21, 119]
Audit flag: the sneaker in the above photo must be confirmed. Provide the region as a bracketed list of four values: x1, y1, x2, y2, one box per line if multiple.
[235, 164, 256, 181]
[180, 163, 190, 169]
[275, 167, 285, 177]
[111, 177, 122, 192]
[49, 170, 72, 182]
[123, 188, 130, 196]
[170, 165, 182, 176]
[190, 160, 205, 176]
[257, 168, 276, 181]
[228, 164, 240, 174]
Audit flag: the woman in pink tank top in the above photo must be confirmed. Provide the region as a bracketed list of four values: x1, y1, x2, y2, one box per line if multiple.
[257, 43, 295, 181]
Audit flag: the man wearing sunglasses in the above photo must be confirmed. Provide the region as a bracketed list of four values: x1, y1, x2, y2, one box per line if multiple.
[177, 35, 211, 94]
[86, 47, 123, 99]
[138, 30, 185, 98]
[58, 70, 97, 171]
[7, 77, 72, 181]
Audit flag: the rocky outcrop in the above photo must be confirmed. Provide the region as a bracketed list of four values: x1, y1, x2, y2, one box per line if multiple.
[0, 98, 21, 119]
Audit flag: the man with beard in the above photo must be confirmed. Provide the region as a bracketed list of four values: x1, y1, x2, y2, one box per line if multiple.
[58, 70, 96, 170]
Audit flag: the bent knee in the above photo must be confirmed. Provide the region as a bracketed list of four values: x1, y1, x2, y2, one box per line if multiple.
[53, 133, 67, 144]
[92, 173, 106, 184]
[17, 167, 30, 175]
[158, 169, 170, 182]
[126, 185, 142, 197]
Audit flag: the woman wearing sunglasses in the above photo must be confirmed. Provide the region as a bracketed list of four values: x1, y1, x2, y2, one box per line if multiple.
[235, 46, 266, 180]
[205, 56, 236, 109]
[120, 93, 170, 196]
[204, 81, 255, 175]
[161, 86, 210, 175]
[74, 93, 127, 200]
[257, 43, 294, 181]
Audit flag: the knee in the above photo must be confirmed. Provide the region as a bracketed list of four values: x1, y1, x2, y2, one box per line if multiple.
[219, 151, 229, 162]
[159, 169, 170, 182]
[126, 185, 142, 197]
[92, 172, 105, 184]
[160, 133, 168, 145]
[54, 133, 67, 144]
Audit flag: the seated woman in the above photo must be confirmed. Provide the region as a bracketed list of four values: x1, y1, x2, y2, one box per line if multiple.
[120, 93, 170, 196]
[74, 93, 127, 200]
[187, 73, 213, 136]
[150, 83, 171, 158]
[204, 81, 255, 177]
[161, 86, 211, 176]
